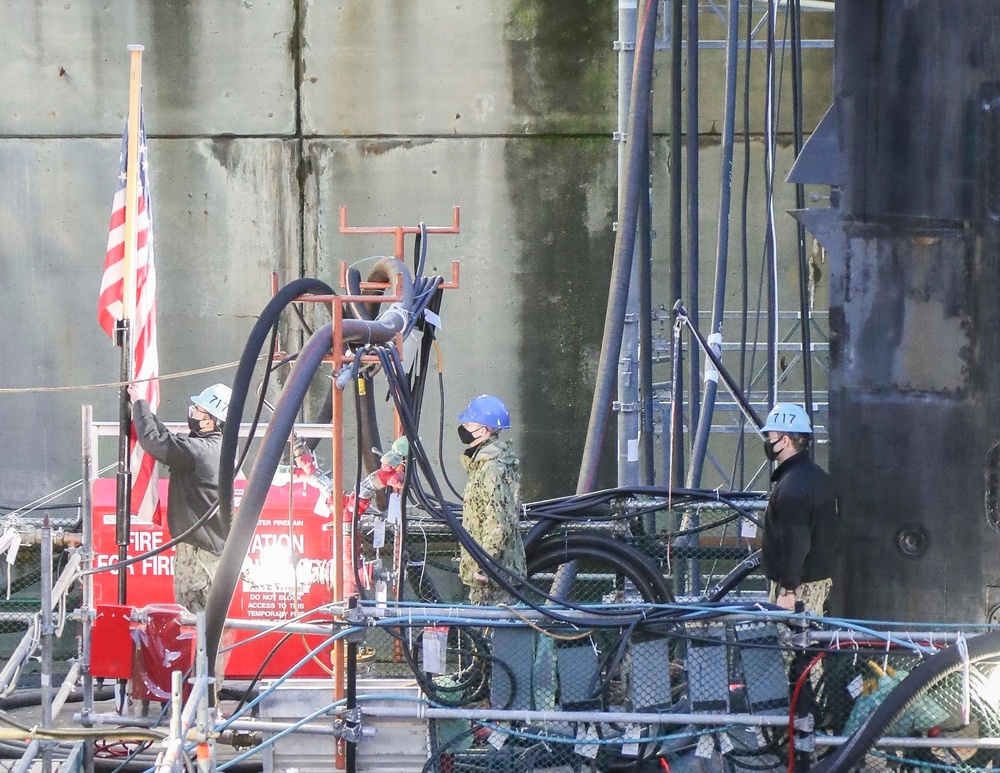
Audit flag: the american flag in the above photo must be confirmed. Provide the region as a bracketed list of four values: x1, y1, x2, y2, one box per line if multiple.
[98, 110, 161, 523]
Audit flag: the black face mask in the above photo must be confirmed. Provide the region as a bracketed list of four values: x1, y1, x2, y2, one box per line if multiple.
[763, 437, 781, 462]
[457, 425, 477, 445]
[188, 417, 204, 435]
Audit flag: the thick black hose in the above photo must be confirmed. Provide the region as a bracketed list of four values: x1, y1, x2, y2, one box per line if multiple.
[813, 631, 1000, 773]
[527, 532, 673, 604]
[346, 267, 378, 321]
[357, 374, 382, 477]
[701, 550, 761, 602]
[207, 322, 335, 676]
[686, 0, 701, 440]
[522, 485, 762, 551]
[0, 686, 114, 710]
[219, 278, 337, 534]
[207, 263, 414, 676]
[577, 0, 659, 495]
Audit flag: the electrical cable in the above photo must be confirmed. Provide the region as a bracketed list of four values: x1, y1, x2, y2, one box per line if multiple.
[81, 503, 220, 576]
[81, 502, 219, 576]
[788, 652, 825, 773]
[231, 631, 294, 716]
[434, 344, 464, 502]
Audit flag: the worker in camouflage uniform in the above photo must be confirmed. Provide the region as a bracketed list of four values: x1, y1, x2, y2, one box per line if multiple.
[457, 395, 526, 605]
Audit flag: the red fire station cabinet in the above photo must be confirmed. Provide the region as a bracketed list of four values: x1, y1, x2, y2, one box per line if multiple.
[91, 477, 335, 681]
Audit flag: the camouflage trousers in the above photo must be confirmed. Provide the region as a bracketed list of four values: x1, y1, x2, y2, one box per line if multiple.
[769, 578, 833, 616]
[174, 543, 221, 613]
[466, 582, 514, 607]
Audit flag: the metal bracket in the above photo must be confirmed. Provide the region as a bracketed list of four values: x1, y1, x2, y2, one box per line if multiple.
[613, 401, 638, 413]
[341, 707, 364, 744]
[613, 40, 636, 52]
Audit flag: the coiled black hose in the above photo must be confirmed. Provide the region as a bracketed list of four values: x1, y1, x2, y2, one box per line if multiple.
[527, 531, 674, 605]
[812, 631, 1000, 773]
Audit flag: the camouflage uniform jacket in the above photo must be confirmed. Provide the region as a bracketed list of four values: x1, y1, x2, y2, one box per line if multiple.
[459, 438, 527, 594]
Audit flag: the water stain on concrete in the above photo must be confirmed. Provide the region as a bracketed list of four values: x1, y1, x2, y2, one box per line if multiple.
[504, 0, 615, 133]
[149, 0, 197, 119]
[503, 137, 617, 499]
[503, 1, 618, 498]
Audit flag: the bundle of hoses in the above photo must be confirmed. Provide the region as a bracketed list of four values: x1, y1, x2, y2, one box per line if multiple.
[374, 344, 677, 619]
[206, 267, 768, 674]
[812, 630, 1000, 773]
[206, 261, 415, 676]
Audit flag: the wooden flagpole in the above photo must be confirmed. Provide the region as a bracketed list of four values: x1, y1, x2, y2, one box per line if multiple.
[115, 44, 144, 606]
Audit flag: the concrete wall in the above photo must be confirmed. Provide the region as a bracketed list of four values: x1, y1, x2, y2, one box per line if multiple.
[0, 0, 832, 506]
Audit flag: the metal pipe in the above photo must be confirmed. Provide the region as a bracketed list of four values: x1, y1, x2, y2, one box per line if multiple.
[155, 678, 208, 772]
[617, 0, 640, 489]
[789, 0, 814, 428]
[169, 671, 182, 749]
[81, 405, 95, 773]
[115, 317, 132, 609]
[194, 613, 213, 773]
[0, 552, 82, 694]
[676, 304, 765, 431]
[157, 614, 211, 773]
[40, 519, 53, 773]
[669, 0, 685, 492]
[12, 661, 83, 773]
[365, 705, 787, 726]
[80, 712, 343, 737]
[687, 0, 743, 489]
[637, 97, 655, 488]
[345, 599, 357, 773]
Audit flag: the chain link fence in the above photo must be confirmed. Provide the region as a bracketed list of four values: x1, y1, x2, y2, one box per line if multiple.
[339, 499, 1000, 773]
[0, 542, 80, 689]
[6, 498, 1000, 773]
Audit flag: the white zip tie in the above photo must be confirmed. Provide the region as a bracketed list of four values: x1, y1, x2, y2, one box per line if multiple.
[703, 332, 723, 384]
[957, 633, 971, 725]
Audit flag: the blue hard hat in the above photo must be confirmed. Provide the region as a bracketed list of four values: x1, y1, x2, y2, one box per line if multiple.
[459, 394, 511, 430]
[761, 403, 812, 434]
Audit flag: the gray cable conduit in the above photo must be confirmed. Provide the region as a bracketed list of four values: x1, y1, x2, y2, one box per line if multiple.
[207, 260, 414, 675]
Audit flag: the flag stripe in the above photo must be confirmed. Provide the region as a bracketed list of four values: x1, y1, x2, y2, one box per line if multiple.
[98, 109, 161, 522]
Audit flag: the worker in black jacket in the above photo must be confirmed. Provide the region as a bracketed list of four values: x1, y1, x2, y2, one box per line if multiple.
[128, 382, 232, 612]
[760, 403, 839, 615]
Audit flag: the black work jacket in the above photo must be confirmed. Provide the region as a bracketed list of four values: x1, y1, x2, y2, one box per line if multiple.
[760, 450, 839, 590]
[132, 400, 227, 555]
